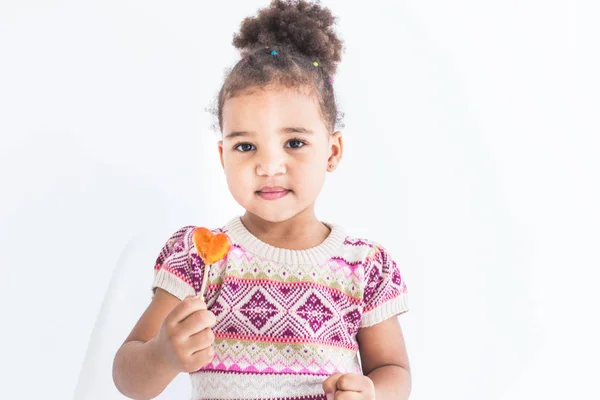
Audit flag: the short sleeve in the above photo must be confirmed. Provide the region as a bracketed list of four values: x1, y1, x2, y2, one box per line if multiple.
[152, 226, 198, 300]
[360, 243, 409, 328]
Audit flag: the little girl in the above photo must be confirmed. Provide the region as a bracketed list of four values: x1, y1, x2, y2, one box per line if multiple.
[113, 1, 411, 399]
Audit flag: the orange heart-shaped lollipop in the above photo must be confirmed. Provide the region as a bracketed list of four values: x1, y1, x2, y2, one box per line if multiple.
[192, 227, 231, 265]
[192, 227, 231, 301]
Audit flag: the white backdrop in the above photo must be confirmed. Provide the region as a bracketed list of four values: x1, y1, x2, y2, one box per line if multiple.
[1, 1, 597, 399]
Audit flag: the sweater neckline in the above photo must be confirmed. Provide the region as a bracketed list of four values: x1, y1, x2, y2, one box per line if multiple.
[224, 216, 346, 265]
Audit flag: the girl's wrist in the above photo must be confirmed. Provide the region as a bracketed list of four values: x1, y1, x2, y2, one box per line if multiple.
[146, 337, 179, 376]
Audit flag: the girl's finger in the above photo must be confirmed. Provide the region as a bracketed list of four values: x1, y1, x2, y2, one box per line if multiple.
[323, 372, 344, 395]
[335, 373, 367, 392]
[179, 309, 217, 337]
[167, 295, 207, 325]
[185, 327, 215, 355]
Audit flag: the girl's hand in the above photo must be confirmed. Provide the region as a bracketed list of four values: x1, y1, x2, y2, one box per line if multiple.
[151, 295, 217, 373]
[322, 373, 376, 400]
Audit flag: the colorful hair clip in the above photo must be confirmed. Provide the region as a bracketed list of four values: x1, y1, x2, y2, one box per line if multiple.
[313, 61, 319, 67]
[271, 50, 278, 55]
[243, 57, 250, 63]
[329, 77, 333, 84]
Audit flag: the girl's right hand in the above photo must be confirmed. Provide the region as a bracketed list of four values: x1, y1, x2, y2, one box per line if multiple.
[152, 295, 217, 373]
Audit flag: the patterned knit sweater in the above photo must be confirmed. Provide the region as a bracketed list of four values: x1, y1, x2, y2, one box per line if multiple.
[152, 216, 409, 400]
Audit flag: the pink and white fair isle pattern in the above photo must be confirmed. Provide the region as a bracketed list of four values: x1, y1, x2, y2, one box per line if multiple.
[152, 219, 409, 400]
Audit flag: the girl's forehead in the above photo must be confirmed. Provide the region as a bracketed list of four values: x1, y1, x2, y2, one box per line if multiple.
[222, 86, 326, 133]
[225, 85, 317, 110]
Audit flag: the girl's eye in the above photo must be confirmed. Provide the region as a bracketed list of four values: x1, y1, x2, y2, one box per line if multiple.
[234, 143, 255, 152]
[286, 139, 306, 149]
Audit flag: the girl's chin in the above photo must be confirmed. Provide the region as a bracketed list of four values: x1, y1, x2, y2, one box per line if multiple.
[244, 203, 307, 223]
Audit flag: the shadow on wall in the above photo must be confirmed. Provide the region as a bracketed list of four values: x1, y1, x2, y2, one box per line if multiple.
[73, 233, 192, 399]
[0, 129, 195, 399]
[0, 130, 189, 398]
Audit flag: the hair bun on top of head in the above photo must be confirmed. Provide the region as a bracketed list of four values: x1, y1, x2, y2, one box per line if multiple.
[232, 0, 344, 76]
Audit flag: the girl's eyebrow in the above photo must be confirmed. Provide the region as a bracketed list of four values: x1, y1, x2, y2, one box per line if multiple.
[225, 127, 314, 140]
[225, 131, 252, 140]
[281, 127, 314, 135]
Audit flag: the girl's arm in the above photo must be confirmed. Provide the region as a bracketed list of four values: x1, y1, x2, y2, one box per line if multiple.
[112, 288, 186, 399]
[357, 316, 412, 400]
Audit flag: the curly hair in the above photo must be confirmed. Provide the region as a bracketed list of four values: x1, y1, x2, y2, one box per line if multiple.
[213, 0, 345, 133]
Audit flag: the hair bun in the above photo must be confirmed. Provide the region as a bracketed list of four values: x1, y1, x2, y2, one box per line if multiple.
[232, 0, 344, 75]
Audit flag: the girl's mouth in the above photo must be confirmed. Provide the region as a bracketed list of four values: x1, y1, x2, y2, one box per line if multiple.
[256, 189, 290, 200]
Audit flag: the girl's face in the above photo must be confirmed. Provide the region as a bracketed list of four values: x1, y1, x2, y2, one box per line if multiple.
[218, 85, 342, 223]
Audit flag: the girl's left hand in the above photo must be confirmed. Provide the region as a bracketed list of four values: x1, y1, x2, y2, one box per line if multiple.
[322, 372, 376, 400]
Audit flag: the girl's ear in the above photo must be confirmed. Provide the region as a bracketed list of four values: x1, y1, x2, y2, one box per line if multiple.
[328, 131, 343, 167]
[218, 140, 225, 169]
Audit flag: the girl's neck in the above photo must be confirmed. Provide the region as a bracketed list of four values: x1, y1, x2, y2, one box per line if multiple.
[240, 207, 331, 251]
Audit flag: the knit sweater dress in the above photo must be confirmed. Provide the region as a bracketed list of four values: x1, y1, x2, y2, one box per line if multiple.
[152, 216, 409, 400]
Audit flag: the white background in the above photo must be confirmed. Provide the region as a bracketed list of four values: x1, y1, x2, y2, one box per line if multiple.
[1, 0, 597, 399]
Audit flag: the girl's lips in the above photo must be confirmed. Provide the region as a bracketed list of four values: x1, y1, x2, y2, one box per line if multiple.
[259, 186, 288, 192]
[256, 189, 290, 200]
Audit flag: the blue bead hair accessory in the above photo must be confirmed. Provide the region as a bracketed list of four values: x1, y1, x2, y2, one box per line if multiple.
[271, 50, 278, 55]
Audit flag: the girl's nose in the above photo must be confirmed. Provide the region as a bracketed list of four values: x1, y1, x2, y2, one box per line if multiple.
[256, 154, 286, 177]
